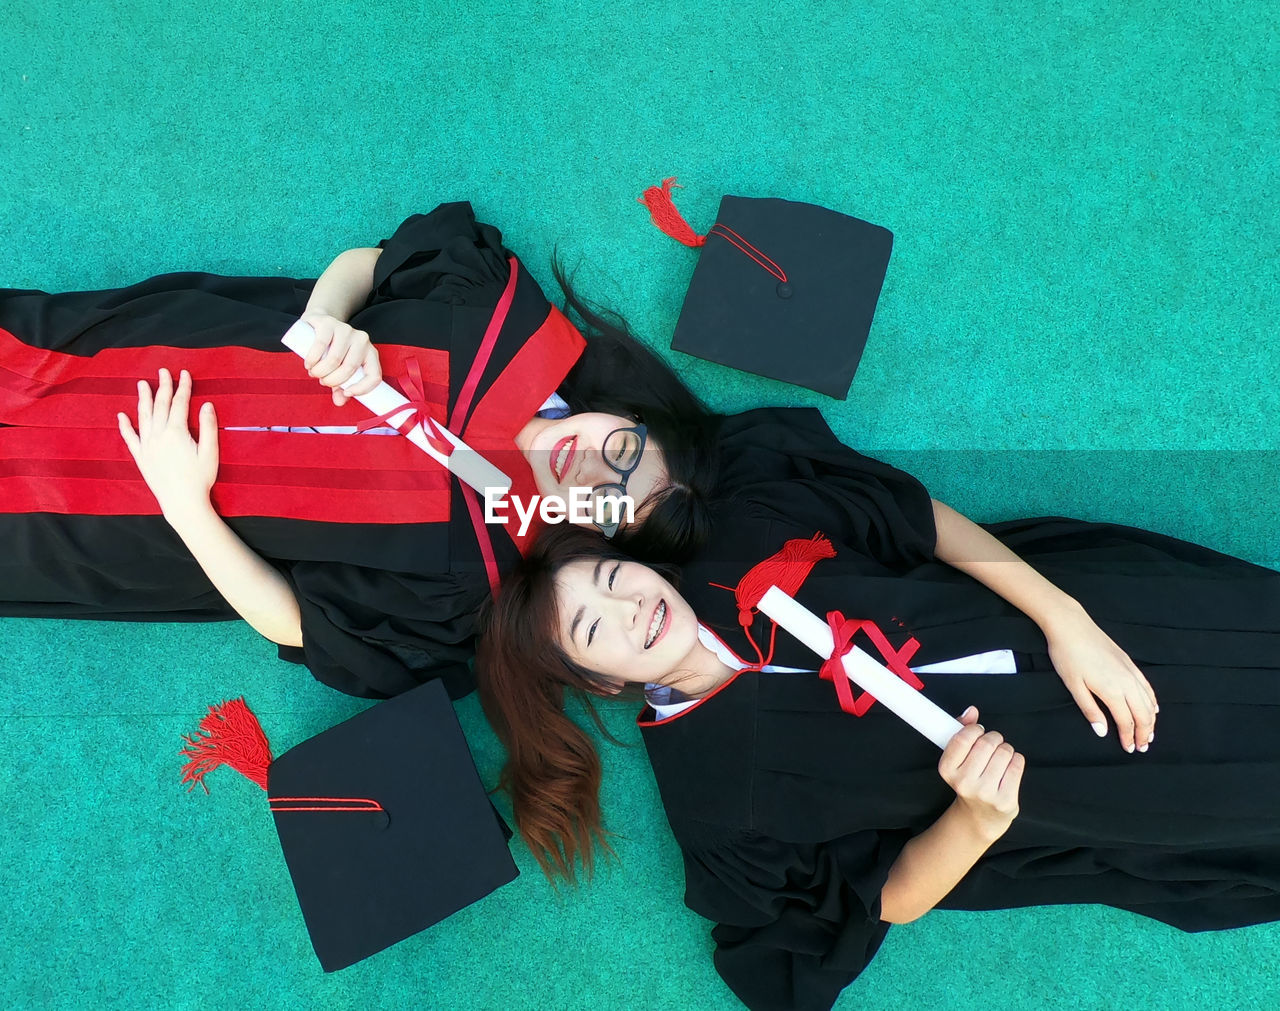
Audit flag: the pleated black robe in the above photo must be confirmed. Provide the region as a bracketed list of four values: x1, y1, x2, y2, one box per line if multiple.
[638, 406, 1280, 1011]
[0, 203, 584, 698]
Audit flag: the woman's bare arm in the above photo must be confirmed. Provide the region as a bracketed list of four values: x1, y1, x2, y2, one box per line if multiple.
[880, 708, 1023, 923]
[301, 246, 384, 405]
[931, 499, 1157, 753]
[118, 369, 303, 646]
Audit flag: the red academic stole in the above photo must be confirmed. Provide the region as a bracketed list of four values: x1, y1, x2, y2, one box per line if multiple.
[0, 278, 584, 531]
[0, 332, 452, 523]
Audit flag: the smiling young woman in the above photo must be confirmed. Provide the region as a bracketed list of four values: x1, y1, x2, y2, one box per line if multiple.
[0, 203, 717, 699]
[556, 555, 707, 692]
[480, 482, 1280, 1009]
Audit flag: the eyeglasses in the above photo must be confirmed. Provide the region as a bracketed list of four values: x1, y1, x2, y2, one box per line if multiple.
[589, 424, 647, 538]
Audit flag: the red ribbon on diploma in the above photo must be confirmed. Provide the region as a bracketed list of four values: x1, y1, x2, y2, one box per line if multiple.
[356, 358, 439, 438]
[819, 611, 924, 717]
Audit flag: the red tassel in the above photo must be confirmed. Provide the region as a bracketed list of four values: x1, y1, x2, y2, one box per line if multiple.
[637, 177, 707, 247]
[731, 534, 836, 628]
[179, 697, 274, 793]
[706, 533, 836, 669]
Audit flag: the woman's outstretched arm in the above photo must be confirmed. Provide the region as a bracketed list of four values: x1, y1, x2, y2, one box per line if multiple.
[931, 499, 1158, 753]
[116, 244, 389, 645]
[118, 368, 303, 647]
[300, 246, 384, 406]
[880, 707, 1023, 923]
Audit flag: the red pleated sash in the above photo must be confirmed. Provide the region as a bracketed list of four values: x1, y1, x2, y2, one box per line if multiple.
[0, 326, 451, 523]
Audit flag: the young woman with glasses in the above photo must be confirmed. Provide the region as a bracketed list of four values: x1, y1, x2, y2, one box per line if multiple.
[0, 202, 715, 699]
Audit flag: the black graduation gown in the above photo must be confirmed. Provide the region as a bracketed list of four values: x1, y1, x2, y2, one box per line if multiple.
[639, 406, 1280, 1011]
[0, 203, 584, 699]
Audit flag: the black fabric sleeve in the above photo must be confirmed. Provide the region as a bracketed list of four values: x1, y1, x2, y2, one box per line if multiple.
[681, 826, 906, 1011]
[274, 561, 481, 700]
[718, 407, 938, 572]
[370, 203, 510, 303]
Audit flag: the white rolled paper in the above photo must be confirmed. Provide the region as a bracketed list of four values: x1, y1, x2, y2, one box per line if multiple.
[281, 320, 511, 495]
[757, 585, 964, 749]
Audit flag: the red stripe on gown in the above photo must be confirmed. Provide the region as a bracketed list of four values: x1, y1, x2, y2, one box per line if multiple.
[0, 327, 450, 523]
[0, 331, 448, 427]
[460, 305, 587, 557]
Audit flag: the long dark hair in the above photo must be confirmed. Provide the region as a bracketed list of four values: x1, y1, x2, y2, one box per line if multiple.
[553, 262, 719, 563]
[476, 525, 650, 882]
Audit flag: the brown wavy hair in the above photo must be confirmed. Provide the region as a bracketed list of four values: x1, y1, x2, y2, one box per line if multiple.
[476, 525, 659, 882]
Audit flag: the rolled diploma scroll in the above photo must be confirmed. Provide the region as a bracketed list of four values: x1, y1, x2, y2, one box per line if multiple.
[757, 585, 964, 750]
[281, 320, 511, 495]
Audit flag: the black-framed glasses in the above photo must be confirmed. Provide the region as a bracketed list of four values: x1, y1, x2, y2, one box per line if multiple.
[589, 424, 647, 538]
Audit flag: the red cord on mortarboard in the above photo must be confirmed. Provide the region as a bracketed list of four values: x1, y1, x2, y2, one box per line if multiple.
[638, 177, 789, 283]
[178, 699, 383, 814]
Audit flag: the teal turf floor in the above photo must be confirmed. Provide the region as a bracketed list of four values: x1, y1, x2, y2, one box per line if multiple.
[2, 2, 1278, 1008]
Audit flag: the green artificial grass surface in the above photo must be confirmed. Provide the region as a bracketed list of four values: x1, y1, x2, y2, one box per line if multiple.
[2, 0, 1277, 1007]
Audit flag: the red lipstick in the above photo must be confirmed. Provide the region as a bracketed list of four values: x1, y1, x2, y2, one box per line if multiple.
[551, 436, 577, 482]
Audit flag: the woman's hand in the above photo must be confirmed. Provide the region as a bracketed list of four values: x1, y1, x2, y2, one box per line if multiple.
[118, 368, 303, 645]
[299, 312, 383, 405]
[881, 707, 1023, 923]
[1044, 606, 1158, 754]
[118, 368, 219, 524]
[929, 501, 1158, 755]
[937, 707, 1024, 842]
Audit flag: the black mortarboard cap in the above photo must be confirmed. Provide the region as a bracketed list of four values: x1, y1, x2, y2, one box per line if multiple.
[181, 680, 518, 972]
[641, 180, 893, 399]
